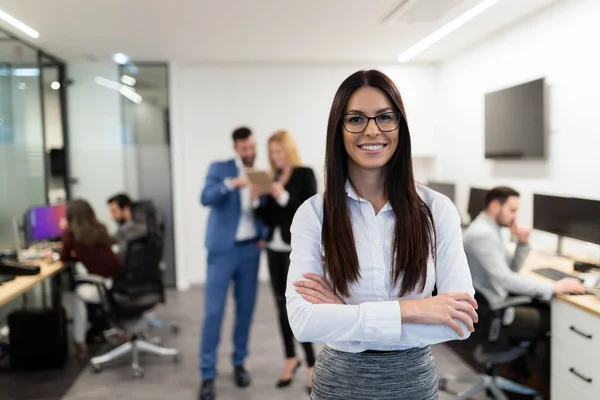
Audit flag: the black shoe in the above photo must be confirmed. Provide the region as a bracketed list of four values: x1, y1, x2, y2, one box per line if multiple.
[199, 380, 215, 400]
[234, 365, 251, 388]
[276, 361, 302, 388]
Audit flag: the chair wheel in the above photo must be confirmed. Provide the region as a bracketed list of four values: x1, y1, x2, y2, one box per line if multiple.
[90, 364, 102, 374]
[170, 323, 180, 334]
[173, 353, 181, 364]
[132, 367, 144, 379]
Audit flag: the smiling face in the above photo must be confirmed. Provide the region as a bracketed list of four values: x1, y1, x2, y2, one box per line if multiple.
[342, 86, 400, 172]
[269, 140, 287, 170]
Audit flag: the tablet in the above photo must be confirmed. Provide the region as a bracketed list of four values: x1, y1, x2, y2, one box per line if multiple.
[246, 170, 272, 188]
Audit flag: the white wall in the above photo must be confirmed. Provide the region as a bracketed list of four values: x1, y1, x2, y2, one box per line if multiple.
[67, 62, 125, 230]
[437, 0, 600, 259]
[170, 63, 440, 287]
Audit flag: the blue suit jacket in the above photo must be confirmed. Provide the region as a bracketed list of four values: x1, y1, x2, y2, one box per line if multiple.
[200, 159, 266, 253]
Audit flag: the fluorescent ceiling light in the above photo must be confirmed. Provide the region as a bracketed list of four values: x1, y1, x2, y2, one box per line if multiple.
[12, 68, 40, 77]
[94, 76, 142, 104]
[119, 87, 142, 104]
[50, 81, 61, 90]
[120, 75, 136, 86]
[112, 53, 130, 65]
[0, 9, 40, 38]
[397, 0, 501, 62]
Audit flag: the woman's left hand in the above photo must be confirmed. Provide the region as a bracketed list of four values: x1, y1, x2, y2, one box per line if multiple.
[294, 273, 344, 304]
[270, 182, 284, 199]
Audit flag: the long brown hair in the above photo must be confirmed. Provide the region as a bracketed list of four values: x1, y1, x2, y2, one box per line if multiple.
[65, 199, 112, 247]
[322, 70, 435, 298]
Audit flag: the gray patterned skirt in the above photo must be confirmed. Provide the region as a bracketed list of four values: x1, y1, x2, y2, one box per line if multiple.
[311, 346, 438, 400]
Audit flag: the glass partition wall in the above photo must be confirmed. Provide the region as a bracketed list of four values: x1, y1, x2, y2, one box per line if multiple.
[0, 30, 68, 320]
[120, 63, 177, 286]
[0, 29, 68, 253]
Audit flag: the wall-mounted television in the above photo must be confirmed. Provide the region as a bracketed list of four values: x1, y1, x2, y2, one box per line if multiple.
[485, 78, 545, 159]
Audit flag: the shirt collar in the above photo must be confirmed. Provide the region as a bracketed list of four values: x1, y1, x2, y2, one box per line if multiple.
[344, 179, 392, 214]
[234, 155, 244, 170]
[479, 211, 502, 233]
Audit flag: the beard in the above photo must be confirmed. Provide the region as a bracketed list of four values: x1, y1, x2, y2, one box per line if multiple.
[241, 155, 255, 168]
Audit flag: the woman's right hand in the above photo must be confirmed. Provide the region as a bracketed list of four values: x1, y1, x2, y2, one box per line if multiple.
[399, 293, 478, 337]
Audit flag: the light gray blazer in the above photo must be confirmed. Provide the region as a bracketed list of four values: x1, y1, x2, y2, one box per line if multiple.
[463, 212, 554, 307]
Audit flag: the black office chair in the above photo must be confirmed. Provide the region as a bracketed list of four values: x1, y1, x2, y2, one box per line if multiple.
[81, 236, 180, 378]
[439, 292, 543, 400]
[131, 201, 179, 334]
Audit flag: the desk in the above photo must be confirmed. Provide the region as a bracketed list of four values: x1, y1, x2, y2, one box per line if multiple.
[0, 261, 66, 307]
[522, 251, 600, 400]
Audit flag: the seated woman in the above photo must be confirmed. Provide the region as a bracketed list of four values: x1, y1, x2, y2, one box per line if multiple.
[59, 199, 123, 358]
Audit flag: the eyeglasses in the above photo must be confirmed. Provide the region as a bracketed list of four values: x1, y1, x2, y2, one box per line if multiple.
[341, 112, 402, 134]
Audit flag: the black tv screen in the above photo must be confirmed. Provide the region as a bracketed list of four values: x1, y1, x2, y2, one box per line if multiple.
[533, 194, 600, 245]
[485, 78, 545, 159]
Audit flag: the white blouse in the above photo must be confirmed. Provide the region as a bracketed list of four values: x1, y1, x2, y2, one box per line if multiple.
[285, 182, 475, 353]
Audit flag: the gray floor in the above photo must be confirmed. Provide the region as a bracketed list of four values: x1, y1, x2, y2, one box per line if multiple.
[60, 284, 485, 400]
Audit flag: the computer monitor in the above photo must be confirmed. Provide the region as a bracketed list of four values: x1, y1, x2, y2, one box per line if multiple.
[467, 188, 489, 222]
[533, 194, 600, 245]
[426, 181, 456, 203]
[24, 204, 66, 244]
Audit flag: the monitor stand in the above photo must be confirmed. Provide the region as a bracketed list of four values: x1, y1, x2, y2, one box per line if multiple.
[555, 235, 564, 257]
[12, 216, 25, 260]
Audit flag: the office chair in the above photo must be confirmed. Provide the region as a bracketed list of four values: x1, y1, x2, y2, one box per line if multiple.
[80, 237, 180, 378]
[439, 292, 543, 400]
[131, 201, 180, 335]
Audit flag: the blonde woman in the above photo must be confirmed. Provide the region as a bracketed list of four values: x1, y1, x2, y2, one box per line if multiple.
[252, 130, 317, 392]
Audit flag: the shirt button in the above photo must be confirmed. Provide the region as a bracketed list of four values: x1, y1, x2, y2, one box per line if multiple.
[374, 239, 380, 245]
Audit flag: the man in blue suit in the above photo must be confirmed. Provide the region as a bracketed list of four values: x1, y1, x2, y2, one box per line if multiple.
[199, 127, 265, 400]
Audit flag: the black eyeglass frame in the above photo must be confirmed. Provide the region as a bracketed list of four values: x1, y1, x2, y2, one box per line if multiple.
[341, 111, 403, 134]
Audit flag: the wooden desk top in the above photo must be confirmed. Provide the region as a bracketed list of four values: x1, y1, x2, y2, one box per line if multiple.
[522, 250, 600, 318]
[0, 261, 66, 307]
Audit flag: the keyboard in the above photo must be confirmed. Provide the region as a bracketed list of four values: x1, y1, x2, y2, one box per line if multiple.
[0, 260, 40, 276]
[532, 267, 583, 282]
[0, 274, 16, 285]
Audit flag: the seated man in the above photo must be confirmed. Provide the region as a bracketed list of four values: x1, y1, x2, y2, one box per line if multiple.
[107, 193, 147, 263]
[463, 186, 586, 384]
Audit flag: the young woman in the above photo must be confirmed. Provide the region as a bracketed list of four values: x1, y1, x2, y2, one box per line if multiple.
[286, 70, 477, 399]
[60, 199, 123, 358]
[252, 130, 317, 391]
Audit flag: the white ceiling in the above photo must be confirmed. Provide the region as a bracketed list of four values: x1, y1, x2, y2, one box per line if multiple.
[0, 0, 561, 64]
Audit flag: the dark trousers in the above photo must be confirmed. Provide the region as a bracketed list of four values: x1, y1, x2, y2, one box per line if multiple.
[506, 301, 551, 383]
[200, 241, 260, 380]
[267, 249, 315, 367]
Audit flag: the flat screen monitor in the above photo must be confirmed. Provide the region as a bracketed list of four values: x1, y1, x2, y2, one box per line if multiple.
[485, 78, 545, 159]
[25, 204, 66, 243]
[426, 181, 455, 203]
[468, 188, 489, 222]
[533, 194, 600, 245]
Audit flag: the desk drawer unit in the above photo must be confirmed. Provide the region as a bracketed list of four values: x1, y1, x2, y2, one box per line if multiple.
[551, 299, 600, 399]
[551, 373, 594, 400]
[552, 300, 600, 357]
[552, 342, 599, 399]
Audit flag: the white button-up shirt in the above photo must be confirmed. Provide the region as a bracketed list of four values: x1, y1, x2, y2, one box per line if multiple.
[227, 156, 257, 242]
[285, 181, 475, 352]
